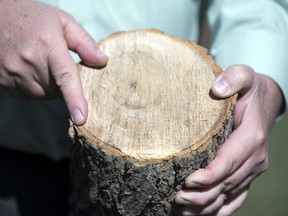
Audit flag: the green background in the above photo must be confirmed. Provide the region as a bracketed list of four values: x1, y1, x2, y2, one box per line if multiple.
[234, 113, 288, 216]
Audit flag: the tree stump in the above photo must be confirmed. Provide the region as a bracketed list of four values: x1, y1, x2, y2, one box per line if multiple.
[69, 29, 237, 216]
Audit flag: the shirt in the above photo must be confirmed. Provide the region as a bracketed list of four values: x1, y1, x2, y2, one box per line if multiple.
[1, 0, 287, 160]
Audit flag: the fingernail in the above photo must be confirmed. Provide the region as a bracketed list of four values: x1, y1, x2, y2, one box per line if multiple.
[213, 78, 229, 95]
[72, 109, 84, 125]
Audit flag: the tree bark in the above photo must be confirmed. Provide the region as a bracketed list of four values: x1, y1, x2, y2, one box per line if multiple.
[69, 29, 237, 216]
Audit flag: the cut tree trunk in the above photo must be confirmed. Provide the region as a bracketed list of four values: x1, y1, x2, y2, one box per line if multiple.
[69, 29, 237, 216]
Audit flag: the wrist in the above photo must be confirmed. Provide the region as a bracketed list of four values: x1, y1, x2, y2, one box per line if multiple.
[260, 74, 285, 123]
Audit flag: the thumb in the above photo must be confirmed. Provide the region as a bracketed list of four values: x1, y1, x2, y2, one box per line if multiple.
[212, 65, 255, 98]
[59, 11, 108, 67]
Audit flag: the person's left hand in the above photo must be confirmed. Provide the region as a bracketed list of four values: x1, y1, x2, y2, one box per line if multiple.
[175, 65, 284, 215]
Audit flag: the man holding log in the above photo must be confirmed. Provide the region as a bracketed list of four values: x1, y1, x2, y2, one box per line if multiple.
[0, 0, 287, 215]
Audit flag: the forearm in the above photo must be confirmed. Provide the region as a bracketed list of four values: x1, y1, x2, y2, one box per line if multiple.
[260, 74, 285, 118]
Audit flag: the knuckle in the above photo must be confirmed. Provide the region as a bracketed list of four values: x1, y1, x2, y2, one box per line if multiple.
[2, 56, 16, 73]
[249, 129, 269, 171]
[19, 46, 37, 65]
[234, 66, 248, 83]
[261, 158, 269, 172]
[54, 70, 74, 88]
[194, 191, 211, 206]
[227, 64, 241, 73]
[226, 64, 253, 82]
[76, 31, 94, 51]
[2, 56, 23, 77]
[252, 139, 269, 174]
[222, 179, 233, 193]
[227, 160, 235, 177]
[258, 150, 267, 164]
[186, 174, 213, 188]
[36, 30, 54, 49]
[221, 181, 228, 193]
[81, 31, 94, 43]
[257, 150, 269, 172]
[254, 129, 266, 147]
[200, 177, 214, 187]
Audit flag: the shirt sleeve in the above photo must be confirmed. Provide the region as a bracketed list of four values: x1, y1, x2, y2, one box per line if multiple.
[207, 0, 288, 104]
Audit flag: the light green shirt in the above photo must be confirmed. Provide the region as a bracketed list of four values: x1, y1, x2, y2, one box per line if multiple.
[208, 0, 288, 101]
[1, 0, 288, 160]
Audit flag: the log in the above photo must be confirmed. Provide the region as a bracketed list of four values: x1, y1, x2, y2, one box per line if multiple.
[69, 29, 237, 216]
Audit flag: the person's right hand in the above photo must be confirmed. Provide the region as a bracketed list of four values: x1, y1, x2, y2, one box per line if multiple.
[0, 0, 108, 125]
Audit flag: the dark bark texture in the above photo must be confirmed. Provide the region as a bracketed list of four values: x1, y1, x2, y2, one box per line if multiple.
[69, 110, 234, 216]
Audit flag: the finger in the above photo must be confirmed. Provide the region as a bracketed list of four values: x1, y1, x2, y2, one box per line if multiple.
[178, 156, 260, 209]
[175, 183, 224, 206]
[181, 193, 227, 216]
[178, 157, 262, 212]
[180, 188, 249, 216]
[59, 11, 108, 67]
[224, 148, 268, 195]
[185, 123, 255, 189]
[212, 65, 255, 98]
[216, 189, 249, 216]
[48, 39, 87, 125]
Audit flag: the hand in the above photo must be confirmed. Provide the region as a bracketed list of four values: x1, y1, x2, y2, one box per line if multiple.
[0, 0, 108, 125]
[175, 65, 284, 215]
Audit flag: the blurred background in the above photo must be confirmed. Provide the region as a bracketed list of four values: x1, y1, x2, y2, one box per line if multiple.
[234, 113, 288, 216]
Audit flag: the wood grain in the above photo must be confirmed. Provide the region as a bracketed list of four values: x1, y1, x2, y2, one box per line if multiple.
[78, 29, 233, 161]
